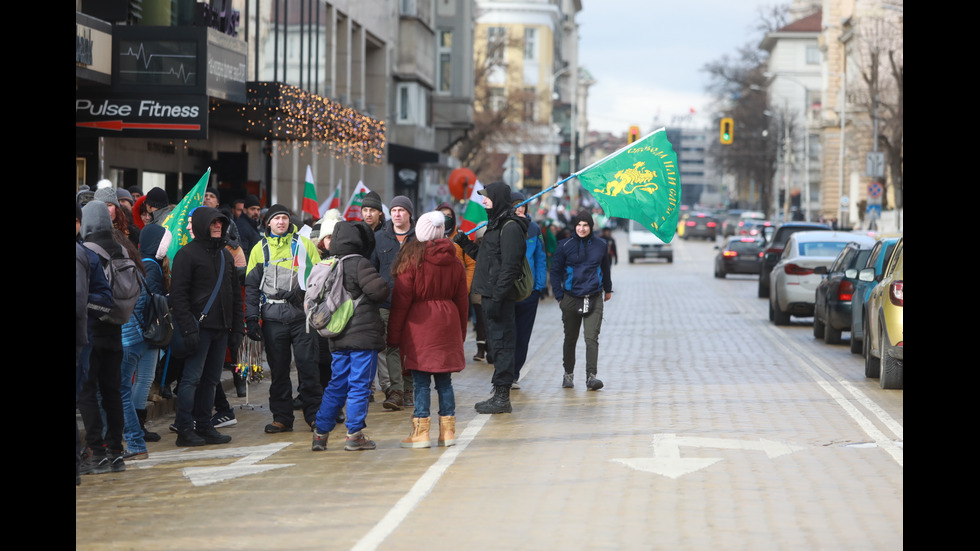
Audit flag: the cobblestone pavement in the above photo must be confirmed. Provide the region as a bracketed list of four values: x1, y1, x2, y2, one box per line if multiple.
[76, 232, 903, 551]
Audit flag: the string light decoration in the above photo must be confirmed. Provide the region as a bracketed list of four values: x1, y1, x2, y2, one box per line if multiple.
[241, 82, 386, 165]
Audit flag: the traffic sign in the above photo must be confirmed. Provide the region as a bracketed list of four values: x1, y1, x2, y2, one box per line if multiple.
[866, 152, 885, 178]
[868, 181, 882, 199]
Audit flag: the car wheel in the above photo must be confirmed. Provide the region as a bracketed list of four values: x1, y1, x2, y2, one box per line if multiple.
[849, 334, 862, 354]
[825, 323, 842, 345]
[863, 318, 880, 379]
[666, 255, 673, 264]
[812, 311, 825, 339]
[878, 320, 903, 389]
[628, 257, 635, 264]
[770, 294, 790, 326]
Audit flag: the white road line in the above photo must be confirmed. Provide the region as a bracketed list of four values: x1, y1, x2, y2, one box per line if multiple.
[351, 414, 490, 551]
[745, 302, 904, 467]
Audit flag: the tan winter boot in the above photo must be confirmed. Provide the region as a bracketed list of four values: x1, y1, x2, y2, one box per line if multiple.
[400, 417, 432, 449]
[437, 416, 456, 447]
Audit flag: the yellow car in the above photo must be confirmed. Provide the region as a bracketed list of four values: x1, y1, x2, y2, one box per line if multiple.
[863, 237, 903, 389]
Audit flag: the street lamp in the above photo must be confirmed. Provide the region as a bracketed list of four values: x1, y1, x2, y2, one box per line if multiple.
[764, 72, 813, 221]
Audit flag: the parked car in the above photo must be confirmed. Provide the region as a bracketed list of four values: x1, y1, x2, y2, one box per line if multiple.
[627, 218, 673, 263]
[739, 219, 773, 238]
[757, 221, 831, 298]
[863, 237, 903, 389]
[812, 239, 876, 344]
[714, 236, 764, 278]
[768, 231, 875, 326]
[681, 212, 719, 241]
[721, 209, 745, 237]
[850, 236, 901, 355]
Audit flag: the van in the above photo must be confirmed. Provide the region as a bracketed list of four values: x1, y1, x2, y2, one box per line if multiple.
[627, 219, 673, 263]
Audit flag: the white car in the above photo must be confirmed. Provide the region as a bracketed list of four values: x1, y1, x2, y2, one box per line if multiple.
[769, 231, 876, 325]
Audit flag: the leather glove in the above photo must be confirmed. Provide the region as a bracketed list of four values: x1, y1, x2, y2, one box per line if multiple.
[183, 330, 200, 354]
[484, 298, 501, 321]
[452, 231, 470, 246]
[245, 318, 263, 341]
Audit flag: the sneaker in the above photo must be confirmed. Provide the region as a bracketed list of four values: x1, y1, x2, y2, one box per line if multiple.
[562, 373, 574, 388]
[107, 449, 126, 472]
[195, 426, 232, 445]
[312, 430, 329, 451]
[170, 421, 195, 433]
[176, 428, 206, 447]
[79, 448, 110, 475]
[511, 381, 521, 390]
[212, 411, 238, 428]
[123, 450, 149, 461]
[586, 375, 604, 391]
[265, 421, 293, 434]
[344, 431, 376, 451]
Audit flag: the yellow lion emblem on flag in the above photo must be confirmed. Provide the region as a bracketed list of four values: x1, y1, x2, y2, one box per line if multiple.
[595, 162, 659, 196]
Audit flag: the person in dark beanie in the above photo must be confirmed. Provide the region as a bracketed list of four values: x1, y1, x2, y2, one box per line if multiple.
[236, 194, 262, 255]
[360, 191, 386, 231]
[550, 210, 613, 391]
[453, 182, 527, 414]
[144, 187, 173, 226]
[371, 195, 416, 410]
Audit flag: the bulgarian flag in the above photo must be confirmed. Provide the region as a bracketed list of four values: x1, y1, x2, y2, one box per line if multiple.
[290, 235, 316, 291]
[302, 165, 320, 220]
[458, 179, 487, 238]
[162, 167, 209, 262]
[343, 181, 371, 221]
[319, 181, 342, 214]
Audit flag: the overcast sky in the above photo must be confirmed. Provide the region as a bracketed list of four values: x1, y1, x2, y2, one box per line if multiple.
[578, 0, 778, 135]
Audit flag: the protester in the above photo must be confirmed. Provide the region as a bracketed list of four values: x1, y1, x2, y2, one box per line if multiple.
[511, 192, 548, 387]
[370, 195, 416, 410]
[308, 209, 345, 421]
[169, 206, 243, 446]
[454, 182, 527, 414]
[236, 194, 263, 256]
[387, 211, 469, 448]
[144, 187, 174, 226]
[311, 221, 389, 452]
[550, 211, 613, 391]
[244, 204, 322, 434]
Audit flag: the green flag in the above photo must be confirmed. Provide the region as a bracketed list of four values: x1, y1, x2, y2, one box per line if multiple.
[576, 128, 681, 242]
[163, 168, 211, 261]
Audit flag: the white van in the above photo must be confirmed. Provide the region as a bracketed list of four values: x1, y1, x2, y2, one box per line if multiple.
[627, 219, 673, 263]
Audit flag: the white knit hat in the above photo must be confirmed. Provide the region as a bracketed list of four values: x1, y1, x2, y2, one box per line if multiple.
[415, 211, 446, 242]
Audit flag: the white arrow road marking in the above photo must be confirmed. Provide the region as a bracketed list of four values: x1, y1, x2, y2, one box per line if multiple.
[130, 443, 294, 486]
[611, 433, 805, 479]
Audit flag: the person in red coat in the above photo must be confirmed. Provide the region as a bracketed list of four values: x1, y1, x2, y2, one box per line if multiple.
[387, 211, 469, 448]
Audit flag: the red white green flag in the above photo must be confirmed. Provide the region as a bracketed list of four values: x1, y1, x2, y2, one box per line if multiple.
[318, 182, 342, 217]
[302, 166, 320, 220]
[343, 181, 372, 221]
[459, 179, 486, 238]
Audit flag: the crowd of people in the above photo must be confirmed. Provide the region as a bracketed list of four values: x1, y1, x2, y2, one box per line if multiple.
[76, 179, 616, 484]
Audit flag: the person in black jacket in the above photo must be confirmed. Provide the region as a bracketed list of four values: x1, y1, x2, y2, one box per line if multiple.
[169, 207, 244, 447]
[454, 182, 527, 414]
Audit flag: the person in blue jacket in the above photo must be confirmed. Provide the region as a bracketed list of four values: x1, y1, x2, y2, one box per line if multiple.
[550, 210, 613, 391]
[511, 192, 547, 388]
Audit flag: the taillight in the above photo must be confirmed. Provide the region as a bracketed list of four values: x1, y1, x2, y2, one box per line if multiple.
[837, 280, 854, 301]
[784, 263, 814, 275]
[889, 281, 903, 306]
[686, 221, 696, 226]
[706, 221, 717, 227]
[722, 251, 738, 258]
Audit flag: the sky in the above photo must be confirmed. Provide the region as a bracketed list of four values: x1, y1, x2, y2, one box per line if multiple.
[578, 0, 778, 135]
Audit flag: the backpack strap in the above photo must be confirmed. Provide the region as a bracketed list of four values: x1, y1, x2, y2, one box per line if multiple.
[200, 249, 227, 322]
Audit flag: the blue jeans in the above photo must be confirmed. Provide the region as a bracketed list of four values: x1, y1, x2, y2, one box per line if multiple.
[412, 371, 455, 418]
[175, 328, 228, 431]
[315, 350, 377, 435]
[120, 341, 158, 453]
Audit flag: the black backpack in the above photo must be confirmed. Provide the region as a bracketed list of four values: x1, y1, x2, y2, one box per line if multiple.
[85, 242, 142, 325]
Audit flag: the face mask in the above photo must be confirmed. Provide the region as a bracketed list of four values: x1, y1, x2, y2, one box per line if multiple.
[444, 214, 456, 235]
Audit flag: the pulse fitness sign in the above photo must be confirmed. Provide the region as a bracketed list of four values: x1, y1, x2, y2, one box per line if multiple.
[76, 95, 209, 139]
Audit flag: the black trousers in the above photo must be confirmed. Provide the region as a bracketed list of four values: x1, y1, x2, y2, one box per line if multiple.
[484, 297, 517, 387]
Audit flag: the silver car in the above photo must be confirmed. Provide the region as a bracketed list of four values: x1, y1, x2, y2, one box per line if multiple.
[769, 231, 876, 325]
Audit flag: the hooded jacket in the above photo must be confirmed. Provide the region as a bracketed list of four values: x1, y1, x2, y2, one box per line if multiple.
[370, 218, 416, 309]
[326, 221, 390, 351]
[386, 239, 469, 374]
[81, 200, 124, 349]
[469, 182, 528, 301]
[170, 207, 244, 336]
[549, 212, 612, 300]
[244, 216, 320, 324]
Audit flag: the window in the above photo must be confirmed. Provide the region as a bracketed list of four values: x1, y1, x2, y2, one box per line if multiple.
[522, 87, 537, 121]
[487, 27, 506, 64]
[397, 83, 429, 125]
[524, 28, 538, 61]
[437, 30, 452, 94]
[489, 87, 506, 113]
[806, 45, 820, 65]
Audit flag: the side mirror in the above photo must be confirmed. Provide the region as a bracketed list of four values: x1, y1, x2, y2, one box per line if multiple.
[844, 268, 857, 279]
[858, 267, 875, 282]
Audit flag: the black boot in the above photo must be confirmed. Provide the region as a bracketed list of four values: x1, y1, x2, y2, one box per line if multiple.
[473, 342, 486, 362]
[137, 409, 161, 442]
[475, 385, 512, 414]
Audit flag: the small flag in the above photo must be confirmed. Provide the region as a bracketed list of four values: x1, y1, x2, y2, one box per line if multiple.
[302, 166, 320, 220]
[291, 237, 315, 290]
[343, 181, 372, 221]
[576, 128, 682, 242]
[459, 180, 487, 238]
[318, 182, 342, 218]
[163, 168, 210, 261]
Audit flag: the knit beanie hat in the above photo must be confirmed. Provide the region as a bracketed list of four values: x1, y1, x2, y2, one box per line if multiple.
[510, 191, 525, 205]
[361, 191, 383, 211]
[243, 194, 261, 209]
[145, 187, 169, 209]
[94, 186, 121, 210]
[310, 209, 343, 243]
[415, 211, 446, 242]
[570, 210, 595, 233]
[116, 188, 135, 206]
[389, 195, 414, 218]
[265, 204, 292, 226]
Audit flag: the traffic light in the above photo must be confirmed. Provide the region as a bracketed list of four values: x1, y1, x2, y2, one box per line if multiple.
[720, 117, 733, 145]
[628, 125, 640, 144]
